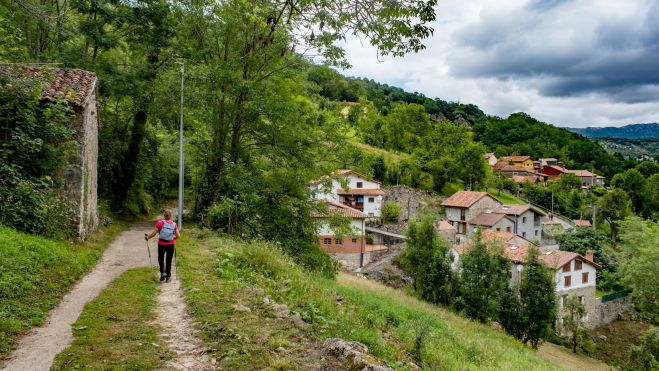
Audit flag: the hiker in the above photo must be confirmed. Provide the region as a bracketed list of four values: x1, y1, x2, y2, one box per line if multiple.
[145, 210, 180, 282]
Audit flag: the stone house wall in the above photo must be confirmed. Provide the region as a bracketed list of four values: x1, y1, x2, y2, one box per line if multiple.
[593, 296, 634, 327]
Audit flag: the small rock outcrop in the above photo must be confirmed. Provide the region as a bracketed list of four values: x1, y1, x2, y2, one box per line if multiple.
[322, 338, 393, 371]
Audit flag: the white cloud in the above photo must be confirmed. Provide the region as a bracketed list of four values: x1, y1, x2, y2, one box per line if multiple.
[339, 0, 659, 127]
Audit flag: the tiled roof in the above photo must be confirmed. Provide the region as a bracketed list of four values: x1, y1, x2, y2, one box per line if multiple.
[337, 188, 385, 195]
[542, 165, 568, 173]
[502, 155, 532, 162]
[435, 220, 456, 231]
[493, 161, 509, 170]
[500, 165, 537, 173]
[314, 199, 368, 219]
[441, 191, 495, 208]
[493, 204, 530, 216]
[566, 169, 602, 178]
[469, 213, 510, 227]
[0, 65, 96, 107]
[511, 175, 540, 184]
[573, 219, 592, 227]
[481, 230, 518, 243]
[332, 169, 381, 184]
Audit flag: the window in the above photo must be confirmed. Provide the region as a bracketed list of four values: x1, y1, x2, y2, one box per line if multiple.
[356, 182, 363, 188]
[562, 263, 571, 272]
[496, 228, 501, 231]
[582, 272, 588, 284]
[352, 238, 358, 243]
[578, 295, 584, 304]
[368, 197, 375, 203]
[506, 227, 511, 232]
[575, 260, 582, 270]
[522, 232, 526, 237]
[522, 216, 527, 223]
[368, 213, 374, 217]
[323, 238, 332, 245]
[534, 230, 538, 236]
[564, 275, 571, 287]
[335, 238, 342, 245]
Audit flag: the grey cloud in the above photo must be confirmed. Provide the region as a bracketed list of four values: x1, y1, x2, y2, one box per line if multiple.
[449, 0, 659, 102]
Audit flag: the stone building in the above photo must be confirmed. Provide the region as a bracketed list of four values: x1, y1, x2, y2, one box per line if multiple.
[1, 65, 100, 239]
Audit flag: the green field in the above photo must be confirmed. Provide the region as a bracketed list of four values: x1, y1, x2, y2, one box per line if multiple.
[488, 188, 526, 205]
[176, 229, 561, 370]
[0, 223, 127, 355]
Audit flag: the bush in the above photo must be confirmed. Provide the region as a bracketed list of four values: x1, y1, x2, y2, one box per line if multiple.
[381, 201, 401, 223]
[631, 327, 659, 369]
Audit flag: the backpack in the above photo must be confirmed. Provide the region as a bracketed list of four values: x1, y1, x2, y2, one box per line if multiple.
[160, 221, 176, 242]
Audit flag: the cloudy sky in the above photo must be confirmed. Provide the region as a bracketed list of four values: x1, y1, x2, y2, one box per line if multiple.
[340, 0, 659, 127]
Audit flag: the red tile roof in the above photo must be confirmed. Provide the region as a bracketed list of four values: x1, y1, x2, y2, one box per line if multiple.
[337, 188, 385, 195]
[442, 191, 496, 208]
[469, 213, 510, 227]
[435, 220, 456, 231]
[314, 199, 368, 219]
[0, 65, 97, 107]
[493, 204, 531, 216]
[502, 156, 532, 162]
[481, 230, 519, 243]
[511, 175, 540, 184]
[573, 219, 592, 227]
[493, 161, 509, 170]
[566, 169, 602, 178]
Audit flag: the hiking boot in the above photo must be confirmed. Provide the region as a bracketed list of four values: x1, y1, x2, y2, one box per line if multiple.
[160, 272, 167, 282]
[165, 276, 171, 283]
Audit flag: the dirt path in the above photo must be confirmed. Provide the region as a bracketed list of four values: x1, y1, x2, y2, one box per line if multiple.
[154, 270, 215, 370]
[1, 221, 214, 371]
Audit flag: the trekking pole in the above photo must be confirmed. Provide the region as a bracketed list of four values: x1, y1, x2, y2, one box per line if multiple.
[144, 234, 153, 267]
[174, 248, 178, 281]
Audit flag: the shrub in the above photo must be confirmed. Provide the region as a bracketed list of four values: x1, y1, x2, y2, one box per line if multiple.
[631, 327, 659, 370]
[381, 201, 401, 223]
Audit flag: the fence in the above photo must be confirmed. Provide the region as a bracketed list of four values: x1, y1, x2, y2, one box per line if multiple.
[601, 290, 630, 303]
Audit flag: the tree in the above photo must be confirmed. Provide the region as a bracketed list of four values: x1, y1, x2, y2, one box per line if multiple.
[556, 173, 583, 192]
[598, 188, 632, 242]
[562, 296, 587, 353]
[456, 231, 510, 323]
[611, 169, 647, 215]
[371, 156, 387, 182]
[399, 217, 454, 305]
[519, 247, 556, 349]
[616, 217, 659, 324]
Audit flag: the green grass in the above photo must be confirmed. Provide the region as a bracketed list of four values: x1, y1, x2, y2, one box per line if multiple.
[177, 229, 562, 370]
[487, 188, 526, 205]
[0, 222, 128, 356]
[52, 268, 170, 370]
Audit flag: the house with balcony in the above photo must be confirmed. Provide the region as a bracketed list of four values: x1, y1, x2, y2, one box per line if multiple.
[311, 169, 384, 217]
[441, 191, 502, 236]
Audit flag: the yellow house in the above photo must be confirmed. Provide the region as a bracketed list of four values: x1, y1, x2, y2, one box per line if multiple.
[502, 156, 535, 171]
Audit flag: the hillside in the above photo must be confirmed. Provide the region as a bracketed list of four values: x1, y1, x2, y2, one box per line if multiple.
[567, 123, 659, 139]
[596, 138, 659, 160]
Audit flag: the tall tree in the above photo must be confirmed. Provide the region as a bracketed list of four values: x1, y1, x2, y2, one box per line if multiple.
[598, 188, 632, 242]
[519, 247, 556, 349]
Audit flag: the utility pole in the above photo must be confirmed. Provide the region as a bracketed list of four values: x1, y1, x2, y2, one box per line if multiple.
[176, 62, 185, 230]
[592, 204, 596, 231]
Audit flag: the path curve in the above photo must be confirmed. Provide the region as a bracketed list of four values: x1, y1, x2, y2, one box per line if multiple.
[1, 222, 153, 371]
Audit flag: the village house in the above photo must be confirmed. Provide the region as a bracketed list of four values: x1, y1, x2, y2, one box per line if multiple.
[311, 169, 384, 217]
[0, 65, 100, 239]
[484, 152, 498, 166]
[566, 169, 606, 187]
[313, 199, 386, 269]
[467, 213, 515, 235]
[501, 155, 535, 171]
[451, 236, 601, 329]
[498, 165, 548, 181]
[435, 219, 457, 243]
[441, 191, 502, 236]
[492, 204, 546, 240]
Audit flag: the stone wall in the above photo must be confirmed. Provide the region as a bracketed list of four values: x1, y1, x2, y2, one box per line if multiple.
[382, 185, 442, 222]
[329, 250, 389, 270]
[594, 296, 634, 328]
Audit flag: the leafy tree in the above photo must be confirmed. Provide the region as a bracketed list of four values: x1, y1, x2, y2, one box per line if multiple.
[381, 201, 401, 223]
[635, 160, 659, 177]
[616, 217, 659, 324]
[598, 188, 632, 242]
[456, 231, 510, 323]
[399, 217, 454, 305]
[556, 173, 583, 192]
[371, 156, 387, 182]
[499, 283, 523, 340]
[631, 327, 659, 370]
[647, 173, 659, 220]
[519, 247, 556, 349]
[562, 296, 587, 353]
[611, 169, 647, 215]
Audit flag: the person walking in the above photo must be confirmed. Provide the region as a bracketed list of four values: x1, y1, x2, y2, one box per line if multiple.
[145, 210, 180, 282]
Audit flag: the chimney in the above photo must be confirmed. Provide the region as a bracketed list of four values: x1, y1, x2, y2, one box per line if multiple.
[585, 250, 595, 262]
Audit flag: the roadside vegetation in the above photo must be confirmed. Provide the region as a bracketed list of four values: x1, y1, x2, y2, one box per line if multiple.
[52, 268, 169, 370]
[176, 229, 559, 370]
[0, 223, 127, 356]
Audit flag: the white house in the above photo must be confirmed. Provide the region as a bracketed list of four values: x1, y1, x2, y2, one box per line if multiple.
[312, 169, 384, 218]
[492, 204, 546, 240]
[313, 199, 386, 269]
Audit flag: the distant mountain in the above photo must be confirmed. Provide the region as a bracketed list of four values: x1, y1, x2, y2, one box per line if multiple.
[567, 123, 659, 139]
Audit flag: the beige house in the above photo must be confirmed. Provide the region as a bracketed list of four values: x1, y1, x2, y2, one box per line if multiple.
[441, 191, 502, 236]
[0, 65, 100, 239]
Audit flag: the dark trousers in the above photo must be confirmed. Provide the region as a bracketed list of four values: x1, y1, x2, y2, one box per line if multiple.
[158, 243, 175, 277]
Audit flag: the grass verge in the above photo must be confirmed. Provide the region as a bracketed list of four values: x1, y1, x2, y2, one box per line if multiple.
[177, 229, 561, 370]
[0, 222, 129, 356]
[52, 268, 169, 370]
[488, 188, 526, 205]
